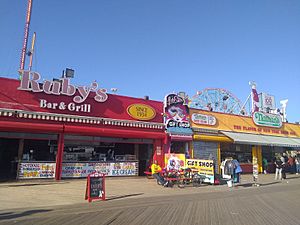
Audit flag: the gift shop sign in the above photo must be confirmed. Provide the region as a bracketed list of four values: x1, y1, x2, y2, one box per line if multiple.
[186, 159, 214, 184]
[191, 113, 216, 126]
[18, 70, 108, 113]
[253, 112, 282, 128]
[164, 93, 191, 130]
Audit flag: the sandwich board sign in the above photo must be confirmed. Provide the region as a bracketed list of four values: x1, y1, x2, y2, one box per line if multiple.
[85, 172, 105, 202]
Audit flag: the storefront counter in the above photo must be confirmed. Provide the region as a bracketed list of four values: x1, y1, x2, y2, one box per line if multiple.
[18, 161, 139, 179]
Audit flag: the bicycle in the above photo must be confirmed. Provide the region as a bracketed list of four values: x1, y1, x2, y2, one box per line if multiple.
[192, 173, 207, 187]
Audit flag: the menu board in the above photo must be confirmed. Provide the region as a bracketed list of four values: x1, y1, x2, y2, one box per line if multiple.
[18, 161, 138, 179]
[18, 162, 56, 179]
[62, 162, 138, 178]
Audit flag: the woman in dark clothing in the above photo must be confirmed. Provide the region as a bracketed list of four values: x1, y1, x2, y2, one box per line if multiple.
[274, 157, 283, 180]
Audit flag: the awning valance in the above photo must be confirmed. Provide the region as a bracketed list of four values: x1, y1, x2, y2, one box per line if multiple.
[169, 134, 193, 141]
[221, 131, 300, 147]
[193, 134, 232, 142]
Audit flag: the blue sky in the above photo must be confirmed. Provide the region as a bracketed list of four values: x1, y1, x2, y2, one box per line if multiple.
[1, 0, 299, 122]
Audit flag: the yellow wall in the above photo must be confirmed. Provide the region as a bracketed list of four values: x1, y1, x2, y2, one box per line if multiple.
[252, 146, 263, 173]
[190, 109, 300, 138]
[193, 134, 232, 142]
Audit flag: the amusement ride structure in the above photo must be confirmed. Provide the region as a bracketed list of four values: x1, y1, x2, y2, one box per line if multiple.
[189, 88, 246, 115]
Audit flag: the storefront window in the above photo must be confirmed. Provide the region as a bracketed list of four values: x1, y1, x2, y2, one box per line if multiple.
[221, 143, 252, 163]
[23, 139, 57, 161]
[262, 146, 274, 162]
[193, 141, 218, 160]
[63, 141, 137, 162]
[170, 141, 187, 154]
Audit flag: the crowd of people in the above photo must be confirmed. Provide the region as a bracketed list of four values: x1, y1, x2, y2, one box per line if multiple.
[274, 153, 300, 180]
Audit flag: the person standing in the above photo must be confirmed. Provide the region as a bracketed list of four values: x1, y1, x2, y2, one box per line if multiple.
[281, 154, 287, 179]
[295, 156, 300, 175]
[232, 158, 242, 183]
[274, 157, 283, 180]
[288, 155, 295, 174]
[262, 158, 268, 174]
[224, 158, 236, 187]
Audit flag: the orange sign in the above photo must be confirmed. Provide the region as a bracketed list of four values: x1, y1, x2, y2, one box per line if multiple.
[190, 109, 300, 138]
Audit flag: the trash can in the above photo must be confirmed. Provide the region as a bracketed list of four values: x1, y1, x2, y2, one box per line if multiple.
[227, 179, 233, 187]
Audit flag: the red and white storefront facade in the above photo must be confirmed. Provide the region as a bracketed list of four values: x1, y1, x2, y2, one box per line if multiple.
[0, 72, 166, 180]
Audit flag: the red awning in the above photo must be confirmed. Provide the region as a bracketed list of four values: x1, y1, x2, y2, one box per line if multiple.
[63, 125, 166, 140]
[0, 119, 166, 140]
[0, 120, 64, 133]
[170, 134, 193, 141]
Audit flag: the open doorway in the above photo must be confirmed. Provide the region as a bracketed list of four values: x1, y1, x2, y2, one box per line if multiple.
[0, 138, 19, 180]
[137, 144, 153, 176]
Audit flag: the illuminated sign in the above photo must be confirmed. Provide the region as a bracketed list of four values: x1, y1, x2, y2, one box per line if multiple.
[253, 112, 282, 128]
[127, 104, 156, 120]
[191, 113, 216, 126]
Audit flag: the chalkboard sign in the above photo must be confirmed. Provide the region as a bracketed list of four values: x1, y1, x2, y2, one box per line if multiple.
[85, 172, 105, 202]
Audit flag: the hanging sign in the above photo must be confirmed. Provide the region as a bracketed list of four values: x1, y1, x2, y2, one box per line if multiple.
[85, 172, 105, 202]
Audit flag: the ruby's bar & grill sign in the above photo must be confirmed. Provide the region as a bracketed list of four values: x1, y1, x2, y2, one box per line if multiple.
[18, 70, 108, 113]
[252, 112, 282, 128]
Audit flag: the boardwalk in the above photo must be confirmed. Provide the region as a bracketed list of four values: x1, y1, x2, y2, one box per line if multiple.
[0, 174, 300, 225]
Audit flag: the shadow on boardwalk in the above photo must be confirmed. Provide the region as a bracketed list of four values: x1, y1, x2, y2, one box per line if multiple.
[0, 209, 52, 220]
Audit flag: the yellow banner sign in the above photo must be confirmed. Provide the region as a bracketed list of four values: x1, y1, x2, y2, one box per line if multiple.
[190, 109, 300, 138]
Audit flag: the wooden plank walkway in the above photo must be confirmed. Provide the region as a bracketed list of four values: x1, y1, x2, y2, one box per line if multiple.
[1, 175, 300, 225]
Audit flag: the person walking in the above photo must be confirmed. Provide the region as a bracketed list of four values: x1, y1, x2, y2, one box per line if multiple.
[274, 157, 283, 180]
[262, 158, 268, 174]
